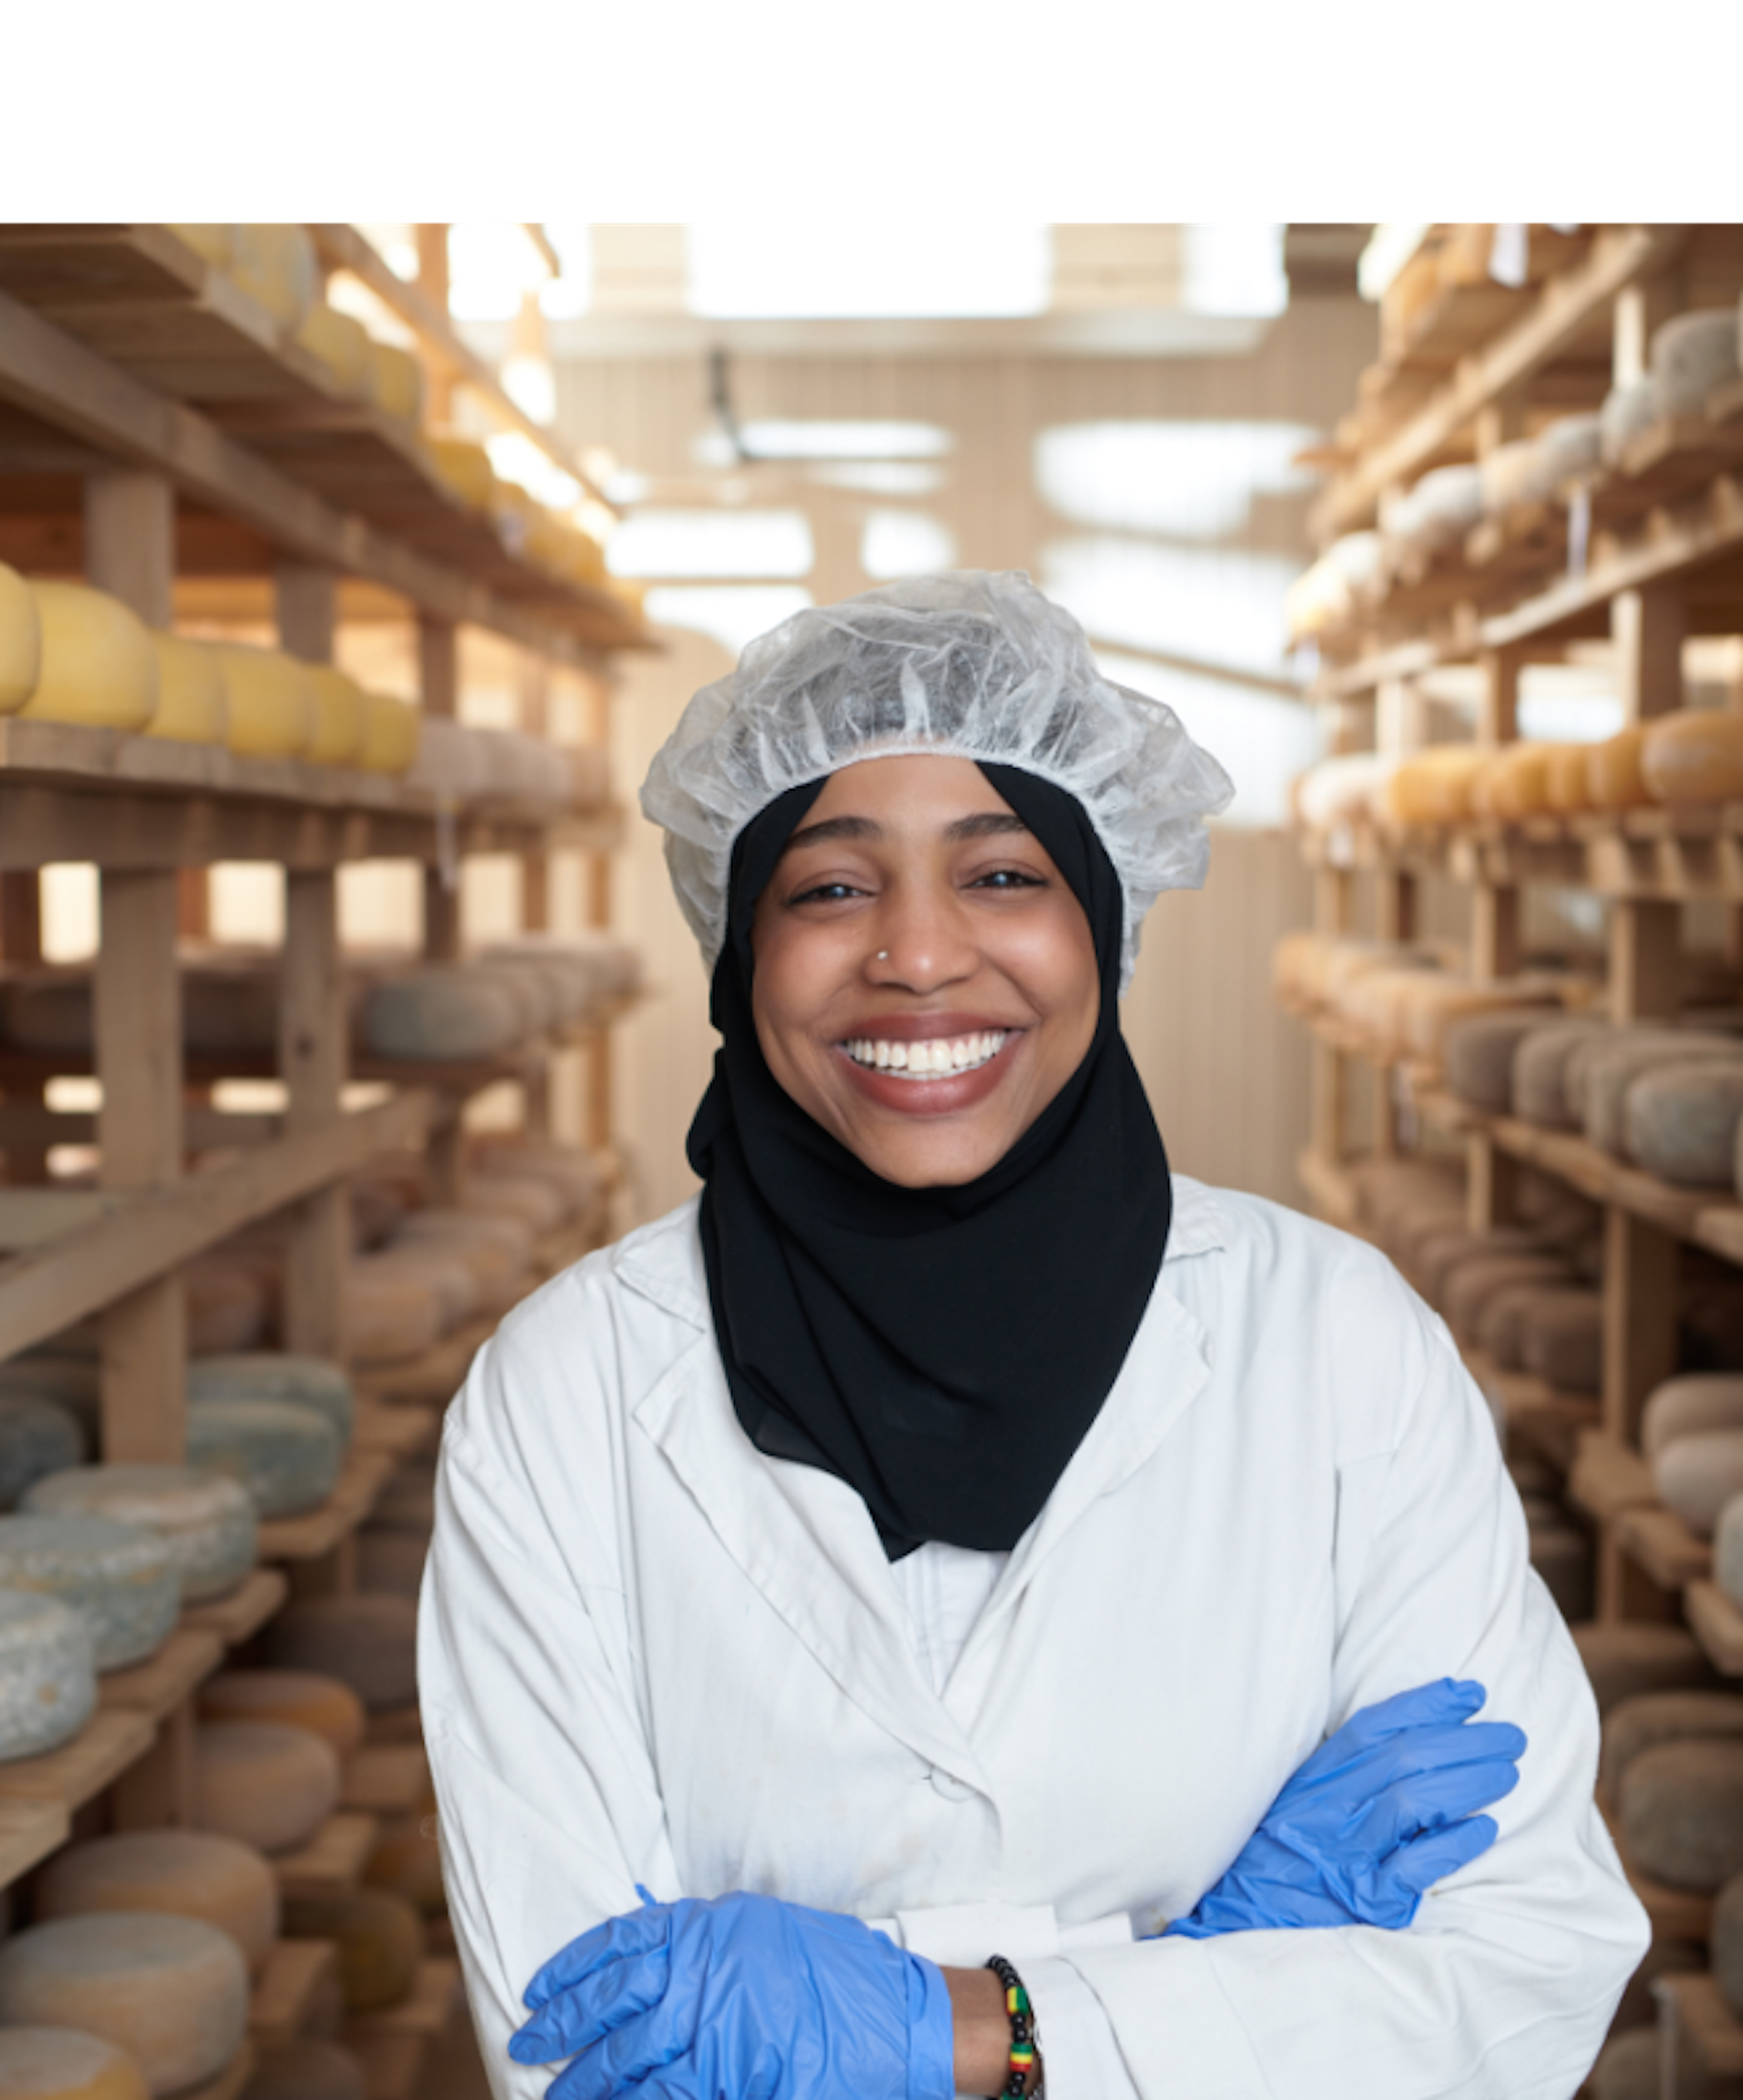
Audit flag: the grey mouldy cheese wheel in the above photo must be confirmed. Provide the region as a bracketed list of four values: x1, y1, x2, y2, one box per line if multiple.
[1599, 1690, 1743, 1813]
[193, 1721, 341, 1855]
[1520, 1290, 1604, 1394]
[1590, 2029, 1662, 2100]
[261, 1594, 419, 1712]
[1625, 1062, 1743, 1186]
[185, 1399, 343, 1519]
[35, 1830, 281, 1975]
[0, 1513, 177, 1671]
[1445, 1012, 1554, 1111]
[1717, 1496, 1743, 1606]
[0, 1356, 100, 1439]
[0, 2027, 152, 2100]
[1651, 306, 1741, 415]
[20, 1466, 257, 1603]
[243, 2039, 367, 2100]
[1621, 1737, 1743, 1889]
[185, 1355, 355, 1443]
[1655, 1431, 1743, 1538]
[1573, 1621, 1714, 1716]
[0, 1589, 95, 1760]
[1512, 1019, 1606, 1128]
[1442, 1254, 1573, 1346]
[1714, 1871, 1743, 2020]
[1581, 1034, 1742, 1154]
[280, 1889, 425, 2013]
[357, 969, 523, 1061]
[0, 1395, 86, 1511]
[1644, 1376, 1743, 1460]
[0, 1913, 248, 2098]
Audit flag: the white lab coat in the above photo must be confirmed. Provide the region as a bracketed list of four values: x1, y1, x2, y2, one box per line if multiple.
[419, 1176, 1648, 2100]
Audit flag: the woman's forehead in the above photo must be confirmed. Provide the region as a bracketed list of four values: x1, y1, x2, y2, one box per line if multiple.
[803, 752, 1017, 824]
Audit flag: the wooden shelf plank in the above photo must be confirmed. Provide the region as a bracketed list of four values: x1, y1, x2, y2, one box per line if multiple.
[251, 1937, 339, 2050]
[258, 1451, 396, 1563]
[340, 1745, 429, 1817]
[98, 1625, 225, 1722]
[1570, 1431, 1659, 1523]
[0, 1708, 155, 1810]
[1615, 1506, 1712, 1592]
[183, 1567, 290, 1646]
[274, 1811, 379, 1902]
[0, 1795, 71, 1887]
[1688, 1581, 1743, 1676]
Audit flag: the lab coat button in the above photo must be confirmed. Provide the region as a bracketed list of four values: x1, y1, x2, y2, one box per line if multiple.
[927, 1768, 976, 1802]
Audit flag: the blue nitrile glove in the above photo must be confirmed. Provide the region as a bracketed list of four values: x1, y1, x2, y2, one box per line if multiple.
[1166, 1677, 1525, 1938]
[511, 1889, 956, 2100]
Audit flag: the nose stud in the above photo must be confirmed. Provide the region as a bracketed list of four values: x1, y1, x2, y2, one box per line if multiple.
[875, 950, 890, 962]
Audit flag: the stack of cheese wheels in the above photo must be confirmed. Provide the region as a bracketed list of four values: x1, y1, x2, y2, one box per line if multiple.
[0, 1589, 95, 1758]
[1574, 1622, 1714, 1716]
[262, 1595, 419, 1714]
[354, 691, 420, 774]
[358, 967, 526, 1061]
[0, 2028, 151, 2100]
[1384, 747, 1489, 826]
[0, 1915, 248, 2096]
[186, 1400, 344, 1519]
[215, 644, 315, 759]
[1622, 1736, 1743, 1888]
[305, 666, 369, 767]
[20, 583, 158, 731]
[1511, 1018, 1607, 1127]
[1652, 308, 1741, 416]
[187, 1354, 355, 1441]
[246, 2040, 367, 2100]
[193, 1720, 341, 1854]
[144, 635, 225, 745]
[199, 1669, 365, 1758]
[1626, 1061, 1743, 1184]
[22, 1466, 257, 1602]
[0, 1514, 177, 1670]
[1518, 1289, 1604, 1393]
[1589, 2031, 1659, 2100]
[1600, 1690, 1743, 1815]
[1572, 1031, 1742, 1154]
[1586, 725, 1654, 811]
[1543, 742, 1595, 815]
[0, 1394, 86, 1509]
[36, 1830, 280, 1973]
[344, 1259, 446, 1365]
[281, 1888, 426, 2012]
[0, 557, 41, 712]
[293, 303, 372, 397]
[1641, 708, 1743, 805]
[226, 225, 318, 332]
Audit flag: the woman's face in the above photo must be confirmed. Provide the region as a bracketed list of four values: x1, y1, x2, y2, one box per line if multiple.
[750, 754, 1101, 1187]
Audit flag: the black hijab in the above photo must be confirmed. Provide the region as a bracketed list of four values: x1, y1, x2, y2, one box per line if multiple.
[686, 762, 1174, 1560]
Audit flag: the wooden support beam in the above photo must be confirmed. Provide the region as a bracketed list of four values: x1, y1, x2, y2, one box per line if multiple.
[83, 472, 173, 630]
[1603, 1207, 1679, 1451]
[0, 872, 48, 1186]
[279, 871, 348, 1362]
[275, 563, 338, 664]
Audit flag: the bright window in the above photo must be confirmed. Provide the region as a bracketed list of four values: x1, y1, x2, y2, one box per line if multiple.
[1035, 421, 1317, 539]
[609, 510, 814, 580]
[689, 225, 1050, 319]
[644, 585, 815, 658]
[861, 512, 957, 580]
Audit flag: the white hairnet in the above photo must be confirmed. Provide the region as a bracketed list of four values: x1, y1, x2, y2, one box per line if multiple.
[640, 570, 1235, 990]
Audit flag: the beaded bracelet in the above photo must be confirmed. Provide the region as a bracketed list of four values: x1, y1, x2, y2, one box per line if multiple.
[984, 1953, 1043, 2098]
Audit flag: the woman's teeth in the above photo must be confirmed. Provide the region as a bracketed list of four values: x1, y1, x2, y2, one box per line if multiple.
[842, 1032, 1008, 1077]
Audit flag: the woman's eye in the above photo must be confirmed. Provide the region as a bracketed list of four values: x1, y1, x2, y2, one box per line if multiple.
[971, 868, 1043, 890]
[789, 881, 863, 905]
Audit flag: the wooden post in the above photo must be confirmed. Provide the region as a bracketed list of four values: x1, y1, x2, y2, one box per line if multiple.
[275, 561, 337, 663]
[519, 655, 552, 1141]
[0, 874, 49, 1187]
[420, 617, 464, 1204]
[84, 472, 173, 630]
[416, 225, 454, 424]
[1468, 650, 1520, 1230]
[1309, 865, 1354, 1180]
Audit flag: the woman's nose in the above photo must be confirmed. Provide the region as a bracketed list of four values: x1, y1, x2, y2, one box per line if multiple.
[867, 884, 978, 990]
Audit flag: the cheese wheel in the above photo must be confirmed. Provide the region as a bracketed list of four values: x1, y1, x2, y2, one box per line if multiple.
[243, 2041, 366, 2100]
[1481, 743, 1557, 820]
[1602, 378, 1661, 468]
[351, 1248, 476, 1328]
[1642, 710, 1743, 805]
[1716, 1872, 1743, 2021]
[344, 1267, 443, 1366]
[0, 1358, 99, 1438]
[364, 1814, 443, 1914]
[194, 1721, 340, 1854]
[0, 557, 43, 712]
[1519, 1289, 1604, 1394]
[281, 1889, 424, 2012]
[1398, 981, 1558, 1061]
[1512, 1019, 1607, 1126]
[0, 1589, 95, 1760]
[22, 1467, 257, 1603]
[227, 226, 318, 332]
[1526, 1522, 1592, 1623]
[1599, 1691, 1743, 1815]
[216, 646, 316, 760]
[187, 1357, 354, 1443]
[0, 1396, 86, 1511]
[300, 666, 369, 768]
[1590, 2031, 1659, 2100]
[0, 1915, 248, 2097]
[1654, 1432, 1743, 1538]
[392, 1210, 535, 1311]
[144, 635, 225, 745]
[1645, 1377, 1743, 1460]
[0, 1513, 177, 1671]
[20, 583, 157, 731]
[36, 1830, 280, 1974]
[1622, 1737, 1743, 1889]
[1384, 747, 1488, 826]
[1652, 308, 1740, 416]
[293, 305, 371, 396]
[466, 1173, 567, 1234]
[199, 1670, 365, 1759]
[1446, 1013, 1553, 1111]
[1587, 725, 1653, 811]
[1577, 1035, 1739, 1154]
[185, 1401, 342, 1520]
[424, 436, 496, 511]
[185, 1260, 271, 1356]
[359, 972, 522, 1060]
[261, 1596, 419, 1713]
[354, 693, 419, 775]
[1543, 742, 1595, 815]
[1442, 1254, 1573, 1344]
[1574, 1621, 1713, 1716]
[356, 1530, 425, 1599]
[364, 341, 424, 426]
[1625, 1062, 1743, 1184]
[0, 2029, 151, 2100]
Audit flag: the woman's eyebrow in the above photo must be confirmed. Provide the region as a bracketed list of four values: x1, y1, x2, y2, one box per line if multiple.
[782, 811, 1030, 855]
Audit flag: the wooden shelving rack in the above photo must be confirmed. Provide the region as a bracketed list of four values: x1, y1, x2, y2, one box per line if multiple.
[0, 223, 645, 2092]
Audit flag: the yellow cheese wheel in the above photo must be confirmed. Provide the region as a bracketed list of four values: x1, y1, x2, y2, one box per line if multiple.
[1588, 724, 1652, 811]
[281, 1889, 424, 2012]
[0, 558, 42, 712]
[227, 226, 318, 332]
[1385, 748, 1488, 826]
[354, 692, 420, 775]
[365, 341, 424, 425]
[216, 646, 315, 759]
[20, 583, 158, 731]
[294, 305, 371, 397]
[145, 635, 226, 744]
[193, 1721, 341, 1855]
[1486, 744, 1558, 820]
[424, 436, 495, 512]
[0, 1915, 248, 2098]
[1641, 710, 1743, 805]
[305, 666, 369, 767]
[35, 1830, 280, 1975]
[167, 226, 235, 270]
[199, 1668, 366, 1758]
[0, 2028, 151, 2100]
[1545, 742, 1595, 814]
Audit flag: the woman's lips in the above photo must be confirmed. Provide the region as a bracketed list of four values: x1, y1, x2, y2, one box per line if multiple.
[832, 1028, 1023, 1116]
